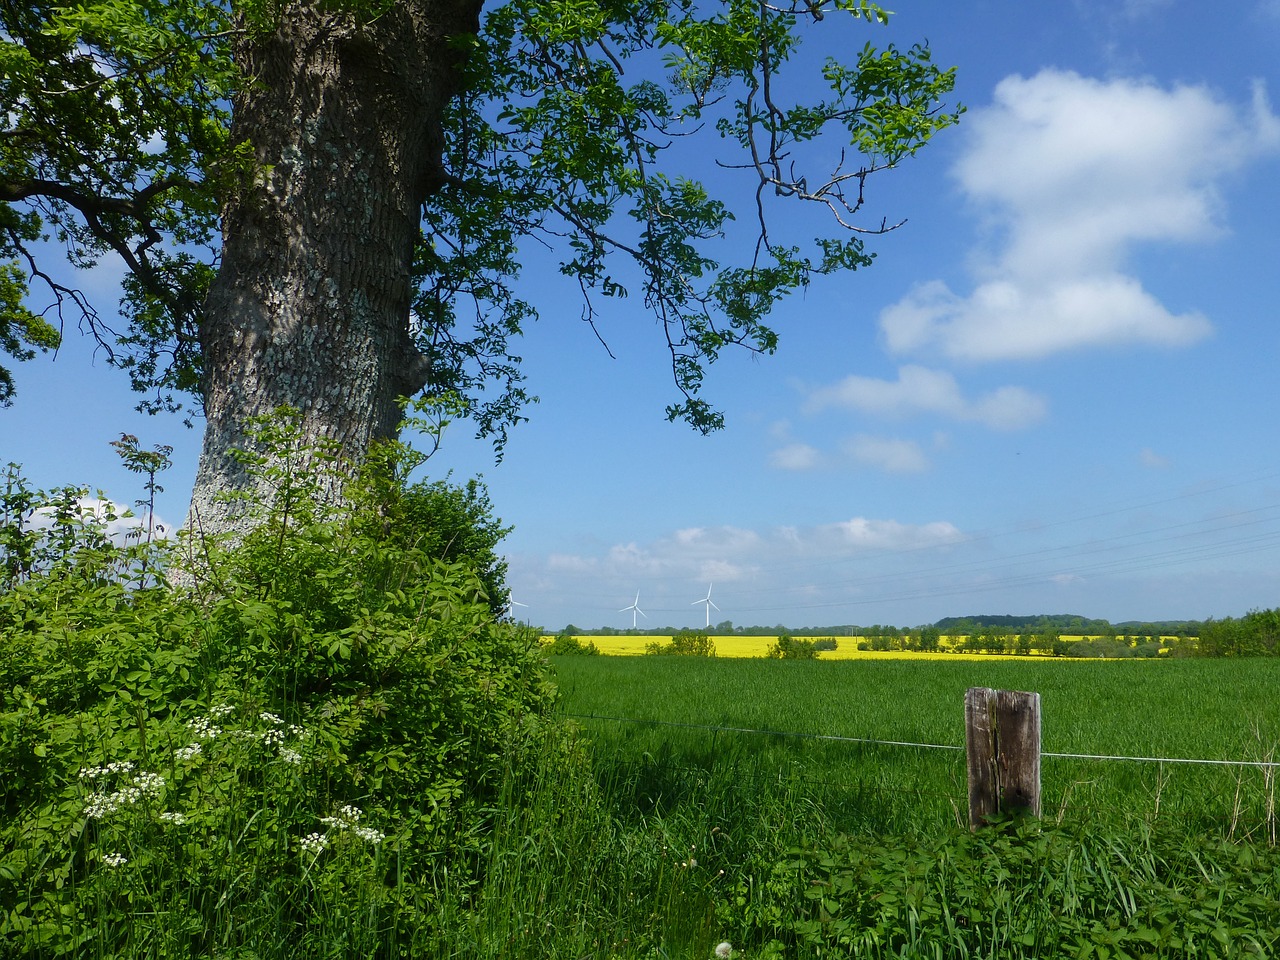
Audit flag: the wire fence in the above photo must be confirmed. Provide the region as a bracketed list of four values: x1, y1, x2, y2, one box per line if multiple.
[566, 711, 1280, 839]
[567, 712, 1280, 770]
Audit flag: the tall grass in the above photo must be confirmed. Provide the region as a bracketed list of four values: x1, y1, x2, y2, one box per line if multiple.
[551, 655, 1280, 838]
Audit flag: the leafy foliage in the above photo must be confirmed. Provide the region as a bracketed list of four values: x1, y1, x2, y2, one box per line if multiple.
[1196, 608, 1280, 657]
[646, 629, 717, 656]
[2, 0, 960, 437]
[0, 422, 560, 956]
[725, 820, 1280, 957]
[546, 630, 601, 655]
[765, 633, 818, 659]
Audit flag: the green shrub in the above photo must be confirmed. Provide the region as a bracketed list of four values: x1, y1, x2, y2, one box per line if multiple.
[546, 631, 600, 656]
[646, 629, 716, 657]
[766, 634, 818, 659]
[0, 412, 562, 957]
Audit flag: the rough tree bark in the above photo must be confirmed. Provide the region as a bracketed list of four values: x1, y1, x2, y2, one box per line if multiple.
[185, 0, 482, 540]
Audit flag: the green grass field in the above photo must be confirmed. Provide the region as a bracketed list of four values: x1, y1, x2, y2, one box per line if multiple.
[550, 655, 1280, 838]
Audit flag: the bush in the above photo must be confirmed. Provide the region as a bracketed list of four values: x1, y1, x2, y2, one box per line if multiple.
[766, 634, 818, 659]
[646, 629, 716, 657]
[0, 413, 564, 957]
[546, 631, 600, 656]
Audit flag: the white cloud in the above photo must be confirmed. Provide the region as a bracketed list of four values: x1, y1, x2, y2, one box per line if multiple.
[545, 516, 964, 582]
[806, 365, 1047, 430]
[770, 442, 823, 471]
[881, 70, 1279, 362]
[843, 435, 930, 473]
[825, 517, 963, 550]
[25, 497, 171, 546]
[883, 278, 1211, 362]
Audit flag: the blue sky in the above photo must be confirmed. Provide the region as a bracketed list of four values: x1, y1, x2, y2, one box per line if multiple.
[4, 0, 1280, 631]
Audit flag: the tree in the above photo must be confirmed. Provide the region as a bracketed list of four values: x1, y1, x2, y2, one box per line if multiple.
[2, 0, 960, 539]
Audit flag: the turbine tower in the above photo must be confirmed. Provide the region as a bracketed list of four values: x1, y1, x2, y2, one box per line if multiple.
[619, 591, 646, 629]
[505, 594, 528, 621]
[692, 583, 719, 629]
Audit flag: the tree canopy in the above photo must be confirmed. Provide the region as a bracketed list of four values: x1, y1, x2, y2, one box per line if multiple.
[2, 0, 960, 514]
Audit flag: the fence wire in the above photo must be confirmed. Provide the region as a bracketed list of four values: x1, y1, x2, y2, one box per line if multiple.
[567, 712, 1280, 769]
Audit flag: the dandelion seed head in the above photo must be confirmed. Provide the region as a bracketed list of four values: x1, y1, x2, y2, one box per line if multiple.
[715, 942, 733, 958]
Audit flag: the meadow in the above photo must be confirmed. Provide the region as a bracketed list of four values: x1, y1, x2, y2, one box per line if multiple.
[550, 654, 1280, 835]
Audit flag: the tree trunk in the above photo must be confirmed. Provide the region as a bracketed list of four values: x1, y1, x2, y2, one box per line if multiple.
[185, 0, 481, 542]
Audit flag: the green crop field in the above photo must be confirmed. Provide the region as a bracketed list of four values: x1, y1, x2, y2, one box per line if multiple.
[550, 655, 1280, 838]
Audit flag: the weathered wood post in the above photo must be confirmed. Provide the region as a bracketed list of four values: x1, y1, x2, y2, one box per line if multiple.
[965, 687, 1041, 828]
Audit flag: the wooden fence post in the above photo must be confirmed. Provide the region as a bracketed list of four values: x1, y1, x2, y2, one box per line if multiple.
[965, 687, 1041, 828]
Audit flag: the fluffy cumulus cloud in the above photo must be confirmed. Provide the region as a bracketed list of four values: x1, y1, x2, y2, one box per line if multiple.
[881, 70, 1280, 362]
[806, 365, 1046, 430]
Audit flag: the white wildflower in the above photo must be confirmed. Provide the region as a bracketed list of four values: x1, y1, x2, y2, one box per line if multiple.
[174, 743, 203, 762]
[187, 717, 222, 740]
[352, 826, 385, 845]
[321, 804, 362, 829]
[79, 761, 135, 780]
[102, 852, 128, 868]
[158, 811, 187, 825]
[300, 832, 329, 855]
[85, 794, 118, 819]
[133, 771, 166, 797]
[260, 711, 284, 726]
[715, 943, 733, 959]
[287, 724, 307, 739]
[279, 748, 303, 765]
[260, 728, 285, 747]
[83, 771, 164, 820]
[209, 704, 235, 718]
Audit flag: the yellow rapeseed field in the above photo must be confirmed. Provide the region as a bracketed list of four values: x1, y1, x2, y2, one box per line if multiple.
[543, 635, 1087, 661]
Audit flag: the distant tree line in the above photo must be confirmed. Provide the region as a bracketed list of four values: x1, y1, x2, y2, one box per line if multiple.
[1194, 609, 1280, 657]
[557, 610, 1280, 659]
[562, 613, 1206, 640]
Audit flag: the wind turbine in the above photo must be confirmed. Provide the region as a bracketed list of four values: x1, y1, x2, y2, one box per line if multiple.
[505, 593, 528, 621]
[619, 591, 646, 629]
[692, 583, 719, 629]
